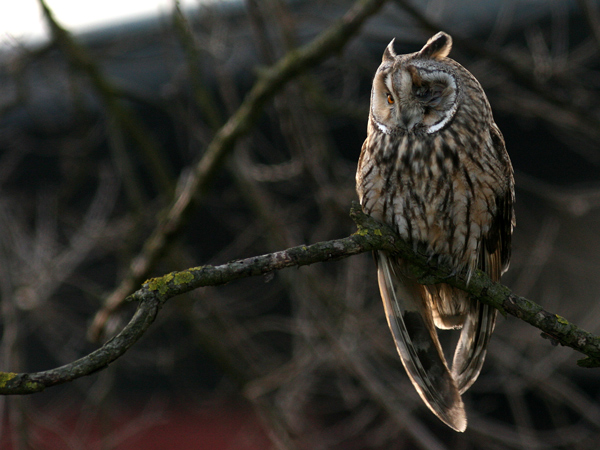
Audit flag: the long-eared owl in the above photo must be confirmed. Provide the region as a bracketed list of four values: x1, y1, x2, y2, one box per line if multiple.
[356, 32, 515, 431]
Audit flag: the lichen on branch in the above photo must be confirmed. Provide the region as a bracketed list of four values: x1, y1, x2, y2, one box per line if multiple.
[1, 204, 599, 395]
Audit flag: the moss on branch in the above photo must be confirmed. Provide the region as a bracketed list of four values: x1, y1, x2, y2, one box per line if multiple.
[88, 0, 389, 340]
[4, 0, 596, 398]
[1, 204, 599, 395]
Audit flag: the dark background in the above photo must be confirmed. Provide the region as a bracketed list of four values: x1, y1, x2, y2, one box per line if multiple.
[1, 0, 600, 449]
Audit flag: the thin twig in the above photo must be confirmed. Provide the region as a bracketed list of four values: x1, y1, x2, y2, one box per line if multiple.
[394, 0, 600, 144]
[38, 0, 176, 196]
[576, 0, 600, 49]
[88, 0, 389, 340]
[1, 204, 598, 395]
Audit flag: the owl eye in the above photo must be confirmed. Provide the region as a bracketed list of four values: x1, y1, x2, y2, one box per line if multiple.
[386, 93, 395, 105]
[414, 85, 444, 107]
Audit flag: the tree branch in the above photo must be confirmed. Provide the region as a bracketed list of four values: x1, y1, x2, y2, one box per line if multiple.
[394, 0, 600, 153]
[38, 0, 176, 196]
[1, 204, 598, 395]
[88, 0, 389, 340]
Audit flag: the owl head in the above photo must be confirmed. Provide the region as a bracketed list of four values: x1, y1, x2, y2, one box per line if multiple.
[370, 32, 461, 135]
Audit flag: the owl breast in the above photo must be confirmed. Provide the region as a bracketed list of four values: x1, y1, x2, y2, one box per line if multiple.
[357, 128, 501, 276]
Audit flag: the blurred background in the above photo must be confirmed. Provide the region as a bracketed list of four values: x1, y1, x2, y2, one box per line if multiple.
[1, 0, 600, 449]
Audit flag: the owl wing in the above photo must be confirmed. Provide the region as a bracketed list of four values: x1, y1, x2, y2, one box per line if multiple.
[452, 182, 514, 393]
[376, 251, 467, 432]
[451, 301, 497, 394]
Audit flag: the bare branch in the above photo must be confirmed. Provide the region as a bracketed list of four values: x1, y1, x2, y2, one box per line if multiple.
[1, 204, 598, 395]
[38, 0, 176, 196]
[576, 0, 600, 49]
[394, 0, 600, 149]
[88, 0, 389, 340]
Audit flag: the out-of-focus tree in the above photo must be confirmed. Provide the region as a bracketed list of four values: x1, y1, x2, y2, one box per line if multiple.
[1, 0, 600, 449]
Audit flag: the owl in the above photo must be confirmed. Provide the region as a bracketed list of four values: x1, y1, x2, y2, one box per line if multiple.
[356, 32, 514, 431]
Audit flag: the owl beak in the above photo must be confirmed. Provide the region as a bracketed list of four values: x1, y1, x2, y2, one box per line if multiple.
[399, 108, 420, 131]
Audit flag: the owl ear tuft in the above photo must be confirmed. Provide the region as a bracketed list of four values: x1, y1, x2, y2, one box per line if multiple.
[418, 32, 452, 60]
[382, 38, 397, 62]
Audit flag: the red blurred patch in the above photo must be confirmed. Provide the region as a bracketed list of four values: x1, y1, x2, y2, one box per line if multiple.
[0, 399, 271, 450]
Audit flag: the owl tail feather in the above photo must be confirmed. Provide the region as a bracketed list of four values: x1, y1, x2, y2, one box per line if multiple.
[452, 247, 500, 394]
[376, 252, 467, 432]
[452, 302, 497, 394]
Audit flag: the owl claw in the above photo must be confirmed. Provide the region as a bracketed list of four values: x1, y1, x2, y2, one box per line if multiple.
[441, 268, 458, 280]
[425, 255, 457, 280]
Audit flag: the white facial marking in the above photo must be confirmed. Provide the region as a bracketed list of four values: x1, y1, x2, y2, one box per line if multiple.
[376, 121, 390, 134]
[418, 70, 458, 134]
[426, 101, 457, 134]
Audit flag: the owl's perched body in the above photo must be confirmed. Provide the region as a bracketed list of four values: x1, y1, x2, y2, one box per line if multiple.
[356, 32, 514, 431]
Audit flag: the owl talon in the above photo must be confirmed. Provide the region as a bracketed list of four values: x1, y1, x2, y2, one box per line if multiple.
[441, 269, 458, 280]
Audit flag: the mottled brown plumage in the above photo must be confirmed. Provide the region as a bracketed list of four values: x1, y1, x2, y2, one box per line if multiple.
[356, 32, 515, 431]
